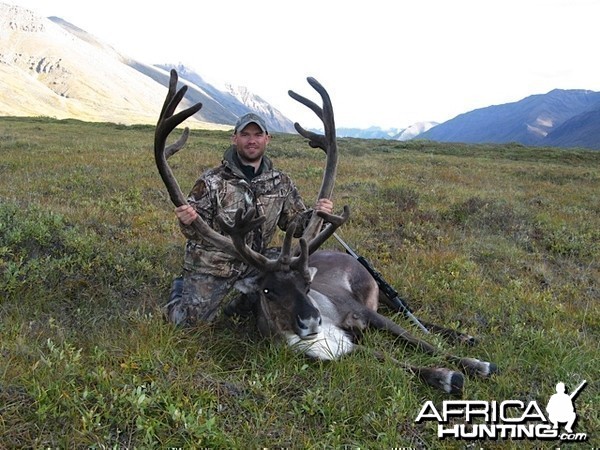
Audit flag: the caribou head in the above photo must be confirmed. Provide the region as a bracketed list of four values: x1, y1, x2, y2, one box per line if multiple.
[218, 207, 349, 343]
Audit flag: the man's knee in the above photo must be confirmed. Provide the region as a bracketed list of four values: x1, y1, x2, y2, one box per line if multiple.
[163, 275, 192, 326]
[162, 273, 233, 326]
[224, 292, 259, 317]
[169, 276, 184, 301]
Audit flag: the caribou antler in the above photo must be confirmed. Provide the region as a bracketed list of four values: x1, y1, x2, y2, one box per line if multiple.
[155, 71, 347, 277]
[217, 205, 350, 276]
[155, 70, 245, 255]
[155, 70, 202, 207]
[217, 209, 303, 271]
[307, 205, 350, 254]
[288, 77, 340, 244]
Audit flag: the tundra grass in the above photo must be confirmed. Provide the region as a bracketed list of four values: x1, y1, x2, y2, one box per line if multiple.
[0, 116, 598, 448]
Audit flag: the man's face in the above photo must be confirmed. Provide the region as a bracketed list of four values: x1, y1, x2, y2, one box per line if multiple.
[232, 122, 270, 166]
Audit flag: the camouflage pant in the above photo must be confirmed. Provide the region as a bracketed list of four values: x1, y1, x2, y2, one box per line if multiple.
[163, 248, 281, 326]
[162, 270, 240, 326]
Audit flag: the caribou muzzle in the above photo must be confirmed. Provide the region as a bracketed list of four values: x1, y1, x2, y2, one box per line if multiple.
[295, 311, 322, 340]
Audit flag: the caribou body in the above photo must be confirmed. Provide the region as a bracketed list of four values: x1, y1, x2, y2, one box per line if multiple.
[155, 70, 496, 395]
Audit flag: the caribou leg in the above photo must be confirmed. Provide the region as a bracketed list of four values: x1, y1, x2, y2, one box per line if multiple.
[379, 293, 478, 346]
[345, 315, 465, 395]
[418, 321, 478, 346]
[364, 348, 464, 395]
[410, 365, 465, 395]
[349, 307, 497, 379]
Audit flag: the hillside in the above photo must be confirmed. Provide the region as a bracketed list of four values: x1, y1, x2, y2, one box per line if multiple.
[419, 89, 600, 149]
[545, 108, 600, 150]
[0, 3, 184, 126]
[0, 3, 294, 132]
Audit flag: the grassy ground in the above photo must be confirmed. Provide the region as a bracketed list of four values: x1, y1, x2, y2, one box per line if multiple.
[0, 116, 598, 449]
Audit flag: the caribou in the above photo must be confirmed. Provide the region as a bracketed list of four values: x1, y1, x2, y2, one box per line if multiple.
[155, 70, 497, 395]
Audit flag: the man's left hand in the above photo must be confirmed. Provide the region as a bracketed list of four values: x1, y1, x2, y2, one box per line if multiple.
[314, 198, 334, 215]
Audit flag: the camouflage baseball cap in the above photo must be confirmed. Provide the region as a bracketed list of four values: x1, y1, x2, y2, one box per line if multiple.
[234, 113, 268, 134]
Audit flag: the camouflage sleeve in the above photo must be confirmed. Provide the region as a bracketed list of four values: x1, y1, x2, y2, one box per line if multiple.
[276, 175, 313, 237]
[178, 176, 216, 240]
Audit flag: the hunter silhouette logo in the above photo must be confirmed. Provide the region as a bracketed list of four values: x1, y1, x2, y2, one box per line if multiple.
[546, 380, 586, 434]
[415, 379, 589, 442]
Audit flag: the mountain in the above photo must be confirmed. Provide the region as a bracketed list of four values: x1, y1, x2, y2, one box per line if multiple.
[418, 89, 600, 149]
[336, 126, 403, 139]
[0, 4, 169, 125]
[3, 3, 600, 147]
[328, 122, 437, 140]
[0, 3, 294, 132]
[154, 64, 295, 133]
[544, 107, 600, 150]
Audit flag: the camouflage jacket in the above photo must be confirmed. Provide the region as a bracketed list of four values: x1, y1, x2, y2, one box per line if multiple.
[180, 146, 312, 277]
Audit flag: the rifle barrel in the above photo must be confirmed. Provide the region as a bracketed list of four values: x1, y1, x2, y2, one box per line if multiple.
[569, 380, 587, 399]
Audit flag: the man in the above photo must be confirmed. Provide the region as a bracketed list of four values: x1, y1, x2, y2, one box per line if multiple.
[163, 112, 333, 326]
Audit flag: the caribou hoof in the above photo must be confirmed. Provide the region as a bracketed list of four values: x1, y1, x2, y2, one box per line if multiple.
[458, 357, 498, 378]
[459, 334, 478, 346]
[420, 368, 464, 395]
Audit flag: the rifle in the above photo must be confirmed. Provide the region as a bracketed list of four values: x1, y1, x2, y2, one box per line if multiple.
[569, 380, 587, 400]
[333, 233, 430, 334]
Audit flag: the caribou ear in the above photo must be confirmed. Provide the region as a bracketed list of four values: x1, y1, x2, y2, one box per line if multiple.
[234, 275, 262, 294]
[308, 267, 318, 282]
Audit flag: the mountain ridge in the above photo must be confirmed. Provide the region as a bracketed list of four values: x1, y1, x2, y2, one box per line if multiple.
[419, 89, 600, 149]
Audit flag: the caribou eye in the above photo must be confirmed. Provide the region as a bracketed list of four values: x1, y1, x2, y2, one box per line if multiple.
[263, 288, 269, 295]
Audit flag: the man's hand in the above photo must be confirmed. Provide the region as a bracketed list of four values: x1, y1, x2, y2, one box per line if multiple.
[314, 198, 334, 215]
[175, 204, 198, 225]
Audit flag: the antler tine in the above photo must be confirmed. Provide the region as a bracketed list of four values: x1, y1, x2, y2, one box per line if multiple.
[287, 90, 323, 121]
[165, 127, 190, 159]
[306, 76, 336, 138]
[159, 74, 185, 121]
[157, 69, 178, 122]
[216, 209, 286, 271]
[155, 69, 244, 257]
[307, 205, 350, 254]
[288, 77, 340, 248]
[292, 124, 327, 151]
[290, 237, 312, 281]
[155, 70, 203, 207]
[276, 218, 301, 267]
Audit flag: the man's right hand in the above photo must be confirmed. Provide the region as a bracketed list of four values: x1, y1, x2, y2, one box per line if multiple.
[175, 204, 198, 225]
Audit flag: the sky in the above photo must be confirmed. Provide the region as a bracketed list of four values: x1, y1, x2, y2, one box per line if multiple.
[6, 0, 600, 130]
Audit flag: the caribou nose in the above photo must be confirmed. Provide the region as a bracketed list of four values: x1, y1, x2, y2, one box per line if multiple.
[296, 314, 322, 339]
